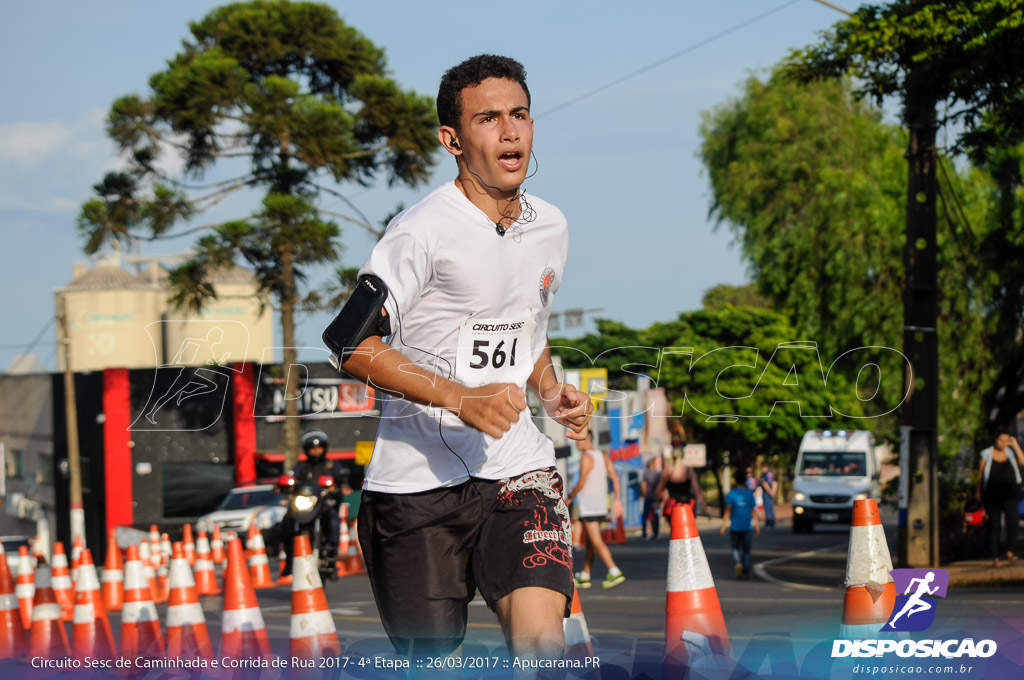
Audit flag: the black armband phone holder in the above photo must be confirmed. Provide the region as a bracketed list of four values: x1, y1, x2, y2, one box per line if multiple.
[323, 275, 392, 367]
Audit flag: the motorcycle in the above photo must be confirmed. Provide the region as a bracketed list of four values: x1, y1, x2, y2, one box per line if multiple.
[277, 472, 341, 580]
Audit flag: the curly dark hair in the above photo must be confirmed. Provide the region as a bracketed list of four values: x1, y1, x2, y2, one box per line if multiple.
[437, 54, 530, 130]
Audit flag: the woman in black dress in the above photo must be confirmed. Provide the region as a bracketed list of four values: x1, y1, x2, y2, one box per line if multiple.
[977, 433, 1024, 567]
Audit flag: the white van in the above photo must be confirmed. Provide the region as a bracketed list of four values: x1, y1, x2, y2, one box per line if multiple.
[791, 430, 880, 533]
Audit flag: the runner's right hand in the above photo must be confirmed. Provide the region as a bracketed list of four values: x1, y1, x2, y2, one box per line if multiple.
[451, 383, 527, 438]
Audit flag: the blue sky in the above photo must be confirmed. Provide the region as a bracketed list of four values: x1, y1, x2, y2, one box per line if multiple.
[0, 0, 857, 370]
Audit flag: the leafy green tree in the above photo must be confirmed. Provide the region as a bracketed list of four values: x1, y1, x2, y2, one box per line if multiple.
[780, 1, 1024, 506]
[553, 305, 870, 507]
[784, 0, 1024, 156]
[975, 142, 1024, 429]
[699, 71, 995, 464]
[77, 1, 438, 469]
[701, 74, 907, 358]
[701, 283, 772, 311]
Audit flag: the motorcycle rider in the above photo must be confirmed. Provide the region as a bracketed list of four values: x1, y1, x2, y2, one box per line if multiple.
[279, 428, 344, 577]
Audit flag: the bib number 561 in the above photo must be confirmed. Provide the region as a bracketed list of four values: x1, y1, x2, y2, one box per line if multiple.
[469, 339, 518, 370]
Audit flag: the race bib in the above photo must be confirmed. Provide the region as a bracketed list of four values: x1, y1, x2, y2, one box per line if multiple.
[455, 318, 536, 387]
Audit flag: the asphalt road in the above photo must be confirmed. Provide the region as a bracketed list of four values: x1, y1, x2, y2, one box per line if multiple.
[177, 516, 1023, 656]
[12, 516, 1022, 677]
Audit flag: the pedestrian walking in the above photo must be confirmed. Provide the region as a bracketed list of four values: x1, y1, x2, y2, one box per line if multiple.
[640, 456, 663, 540]
[721, 469, 760, 579]
[656, 447, 708, 525]
[567, 434, 625, 589]
[337, 55, 593, 659]
[977, 433, 1023, 567]
[759, 465, 778, 528]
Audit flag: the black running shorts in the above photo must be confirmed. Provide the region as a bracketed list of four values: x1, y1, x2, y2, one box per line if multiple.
[357, 467, 573, 657]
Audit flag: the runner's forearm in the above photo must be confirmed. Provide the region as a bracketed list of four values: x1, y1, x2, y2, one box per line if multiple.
[341, 336, 466, 411]
[527, 343, 558, 397]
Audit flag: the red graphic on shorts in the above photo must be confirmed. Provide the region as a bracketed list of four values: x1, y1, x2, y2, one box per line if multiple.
[499, 470, 572, 572]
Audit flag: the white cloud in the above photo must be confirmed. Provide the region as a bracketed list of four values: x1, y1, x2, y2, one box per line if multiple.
[0, 108, 120, 215]
[0, 192, 82, 213]
[0, 108, 110, 165]
[0, 121, 74, 163]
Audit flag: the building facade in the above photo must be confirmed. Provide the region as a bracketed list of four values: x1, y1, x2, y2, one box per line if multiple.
[56, 255, 273, 372]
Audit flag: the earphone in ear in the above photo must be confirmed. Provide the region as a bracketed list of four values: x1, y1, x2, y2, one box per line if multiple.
[451, 139, 461, 150]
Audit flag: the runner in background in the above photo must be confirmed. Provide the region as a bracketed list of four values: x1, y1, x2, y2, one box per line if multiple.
[721, 468, 760, 579]
[567, 434, 625, 589]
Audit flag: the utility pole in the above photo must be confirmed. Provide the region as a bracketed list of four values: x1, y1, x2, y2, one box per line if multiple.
[898, 60, 940, 568]
[57, 294, 86, 549]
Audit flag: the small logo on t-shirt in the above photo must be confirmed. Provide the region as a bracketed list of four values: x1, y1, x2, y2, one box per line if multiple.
[539, 268, 556, 306]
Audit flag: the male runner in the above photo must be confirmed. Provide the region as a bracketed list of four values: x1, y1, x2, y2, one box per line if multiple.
[339, 55, 592, 659]
[567, 433, 625, 589]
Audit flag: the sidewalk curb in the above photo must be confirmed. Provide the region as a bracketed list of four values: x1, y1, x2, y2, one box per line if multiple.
[630, 507, 1024, 587]
[943, 559, 1024, 587]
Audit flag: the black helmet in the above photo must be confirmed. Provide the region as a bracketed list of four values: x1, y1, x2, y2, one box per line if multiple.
[301, 429, 329, 459]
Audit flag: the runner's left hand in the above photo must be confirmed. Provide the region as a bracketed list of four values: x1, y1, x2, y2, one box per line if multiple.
[539, 382, 593, 440]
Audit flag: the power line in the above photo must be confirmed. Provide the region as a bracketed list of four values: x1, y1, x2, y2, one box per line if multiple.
[0, 318, 55, 356]
[0, 317, 55, 377]
[536, 0, 803, 119]
[0, 340, 57, 350]
[810, 0, 853, 17]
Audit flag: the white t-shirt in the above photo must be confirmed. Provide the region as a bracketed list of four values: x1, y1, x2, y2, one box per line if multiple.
[357, 181, 569, 493]
[576, 448, 609, 518]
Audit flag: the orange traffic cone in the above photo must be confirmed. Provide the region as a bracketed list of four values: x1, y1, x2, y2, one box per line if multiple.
[345, 540, 365, 576]
[841, 499, 896, 638]
[563, 584, 595, 661]
[16, 546, 34, 630]
[210, 524, 226, 566]
[221, 537, 271, 661]
[32, 536, 47, 566]
[664, 504, 730, 673]
[138, 539, 152, 581]
[51, 542, 74, 622]
[602, 518, 625, 545]
[71, 549, 117, 661]
[333, 509, 350, 578]
[245, 524, 258, 562]
[248, 531, 275, 590]
[156, 534, 172, 603]
[70, 535, 85, 581]
[339, 504, 351, 558]
[183, 524, 196, 567]
[160, 533, 172, 563]
[193, 531, 220, 596]
[121, 544, 165, 660]
[101, 529, 124, 612]
[139, 542, 164, 605]
[148, 525, 161, 569]
[289, 535, 341, 658]
[166, 542, 214, 661]
[0, 545, 27, 660]
[28, 566, 70, 659]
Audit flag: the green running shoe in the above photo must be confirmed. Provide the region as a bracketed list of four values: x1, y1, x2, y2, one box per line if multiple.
[602, 572, 625, 589]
